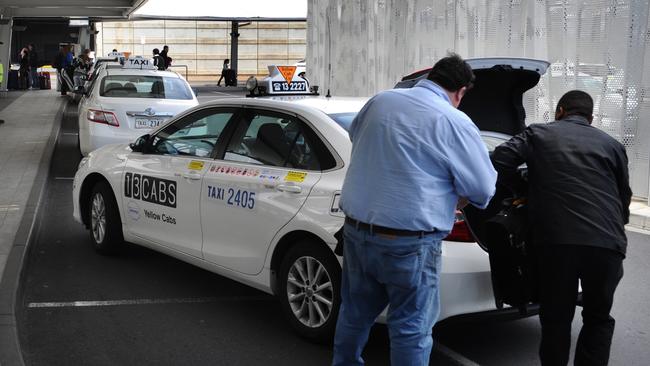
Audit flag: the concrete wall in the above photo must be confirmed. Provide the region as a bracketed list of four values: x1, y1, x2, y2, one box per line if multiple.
[307, 0, 650, 199]
[96, 20, 306, 79]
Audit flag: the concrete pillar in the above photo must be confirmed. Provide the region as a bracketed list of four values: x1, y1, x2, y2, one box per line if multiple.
[230, 21, 239, 80]
[0, 11, 13, 92]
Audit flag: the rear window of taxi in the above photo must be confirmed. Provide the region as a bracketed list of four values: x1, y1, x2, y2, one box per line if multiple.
[100, 75, 193, 100]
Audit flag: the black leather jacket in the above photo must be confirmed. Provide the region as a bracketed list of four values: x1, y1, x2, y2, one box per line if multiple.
[491, 115, 632, 256]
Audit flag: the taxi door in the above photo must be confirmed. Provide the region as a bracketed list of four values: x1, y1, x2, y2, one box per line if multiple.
[201, 108, 322, 275]
[123, 107, 239, 258]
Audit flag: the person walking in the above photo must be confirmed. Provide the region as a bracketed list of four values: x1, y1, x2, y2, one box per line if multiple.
[28, 44, 39, 90]
[217, 58, 230, 86]
[152, 48, 166, 71]
[160, 45, 171, 70]
[18, 48, 30, 90]
[332, 53, 497, 366]
[491, 90, 631, 366]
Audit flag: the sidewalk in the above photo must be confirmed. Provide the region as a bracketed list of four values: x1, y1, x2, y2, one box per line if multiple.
[628, 199, 650, 231]
[0, 89, 66, 366]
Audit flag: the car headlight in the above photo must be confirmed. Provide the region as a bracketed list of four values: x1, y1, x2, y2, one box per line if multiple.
[246, 76, 258, 92]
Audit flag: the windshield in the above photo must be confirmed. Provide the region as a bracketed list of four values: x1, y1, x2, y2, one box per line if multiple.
[100, 75, 193, 100]
[328, 112, 357, 131]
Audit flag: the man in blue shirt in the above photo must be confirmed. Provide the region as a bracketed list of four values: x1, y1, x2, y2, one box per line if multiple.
[333, 54, 497, 366]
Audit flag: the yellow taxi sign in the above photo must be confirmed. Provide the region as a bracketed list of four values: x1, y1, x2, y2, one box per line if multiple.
[277, 66, 297, 84]
[285, 171, 307, 183]
[188, 160, 205, 170]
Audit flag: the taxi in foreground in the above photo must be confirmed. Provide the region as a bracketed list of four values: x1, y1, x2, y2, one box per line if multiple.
[72, 58, 549, 341]
[77, 56, 198, 156]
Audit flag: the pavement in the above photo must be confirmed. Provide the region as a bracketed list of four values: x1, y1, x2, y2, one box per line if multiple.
[0, 87, 649, 365]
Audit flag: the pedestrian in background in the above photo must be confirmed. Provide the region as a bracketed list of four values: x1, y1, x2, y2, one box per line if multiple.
[18, 47, 30, 90]
[28, 44, 39, 90]
[152, 48, 166, 71]
[491, 90, 631, 366]
[53, 46, 66, 93]
[160, 45, 171, 70]
[333, 53, 497, 365]
[217, 58, 230, 86]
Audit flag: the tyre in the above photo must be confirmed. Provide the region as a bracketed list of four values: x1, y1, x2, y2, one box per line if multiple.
[278, 240, 341, 343]
[88, 181, 123, 254]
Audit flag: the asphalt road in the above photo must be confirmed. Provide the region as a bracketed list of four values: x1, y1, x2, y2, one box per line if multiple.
[16, 99, 650, 365]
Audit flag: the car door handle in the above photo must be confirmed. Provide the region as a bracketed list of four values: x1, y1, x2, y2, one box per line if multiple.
[182, 172, 202, 181]
[276, 184, 302, 193]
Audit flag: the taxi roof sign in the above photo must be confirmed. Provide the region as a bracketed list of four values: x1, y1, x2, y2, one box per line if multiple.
[276, 66, 297, 83]
[123, 56, 157, 70]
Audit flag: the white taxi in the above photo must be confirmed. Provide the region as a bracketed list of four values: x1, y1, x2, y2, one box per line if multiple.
[72, 58, 549, 341]
[77, 56, 198, 156]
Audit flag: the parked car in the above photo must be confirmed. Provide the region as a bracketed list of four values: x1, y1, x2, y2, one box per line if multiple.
[77, 56, 198, 156]
[72, 58, 549, 341]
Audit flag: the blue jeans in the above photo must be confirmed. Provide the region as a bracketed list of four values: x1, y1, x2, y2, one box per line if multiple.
[333, 223, 446, 366]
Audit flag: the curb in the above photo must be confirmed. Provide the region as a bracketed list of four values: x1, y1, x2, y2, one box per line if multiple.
[0, 100, 67, 366]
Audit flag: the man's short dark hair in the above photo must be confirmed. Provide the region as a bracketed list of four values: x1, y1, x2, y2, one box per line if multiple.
[153, 48, 160, 55]
[427, 53, 475, 92]
[556, 90, 593, 119]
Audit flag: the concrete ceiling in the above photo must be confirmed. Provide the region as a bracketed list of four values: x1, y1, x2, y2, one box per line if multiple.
[1, 0, 148, 19]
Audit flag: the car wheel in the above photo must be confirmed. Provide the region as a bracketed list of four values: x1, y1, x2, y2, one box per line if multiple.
[88, 181, 123, 254]
[278, 241, 341, 343]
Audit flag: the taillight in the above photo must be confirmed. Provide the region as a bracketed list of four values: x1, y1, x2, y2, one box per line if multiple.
[87, 109, 119, 126]
[444, 210, 475, 242]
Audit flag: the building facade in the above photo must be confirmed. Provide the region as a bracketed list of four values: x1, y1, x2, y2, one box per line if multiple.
[96, 20, 307, 80]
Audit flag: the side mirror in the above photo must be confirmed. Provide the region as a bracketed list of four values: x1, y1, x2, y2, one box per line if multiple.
[130, 134, 151, 153]
[192, 87, 199, 97]
[73, 85, 86, 95]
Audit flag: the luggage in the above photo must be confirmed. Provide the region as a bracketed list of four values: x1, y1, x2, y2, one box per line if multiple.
[7, 70, 19, 90]
[484, 197, 539, 314]
[39, 72, 51, 90]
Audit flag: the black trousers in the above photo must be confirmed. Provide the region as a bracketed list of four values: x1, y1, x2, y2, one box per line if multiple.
[538, 245, 624, 366]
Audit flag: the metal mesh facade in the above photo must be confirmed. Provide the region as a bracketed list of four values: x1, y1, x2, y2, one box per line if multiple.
[307, 0, 650, 198]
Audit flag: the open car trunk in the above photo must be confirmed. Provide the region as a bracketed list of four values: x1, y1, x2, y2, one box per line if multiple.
[462, 59, 548, 312]
[397, 58, 550, 312]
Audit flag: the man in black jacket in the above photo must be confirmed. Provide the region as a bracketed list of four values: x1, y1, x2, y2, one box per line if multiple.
[28, 44, 39, 90]
[492, 90, 631, 366]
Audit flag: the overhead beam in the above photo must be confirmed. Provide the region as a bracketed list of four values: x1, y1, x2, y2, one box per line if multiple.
[3, 0, 134, 7]
[10, 7, 126, 17]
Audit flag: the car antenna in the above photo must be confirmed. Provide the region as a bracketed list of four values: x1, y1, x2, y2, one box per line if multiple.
[326, 9, 332, 99]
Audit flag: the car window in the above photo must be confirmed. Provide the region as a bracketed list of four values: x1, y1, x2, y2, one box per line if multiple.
[224, 110, 325, 170]
[100, 75, 193, 100]
[151, 109, 235, 158]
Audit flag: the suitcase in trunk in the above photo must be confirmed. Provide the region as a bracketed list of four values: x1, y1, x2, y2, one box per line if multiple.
[484, 198, 539, 314]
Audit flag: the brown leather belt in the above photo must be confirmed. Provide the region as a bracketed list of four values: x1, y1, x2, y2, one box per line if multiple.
[345, 217, 436, 237]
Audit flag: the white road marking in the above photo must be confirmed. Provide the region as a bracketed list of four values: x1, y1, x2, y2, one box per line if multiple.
[436, 343, 481, 366]
[0, 204, 20, 212]
[54, 177, 74, 180]
[62, 132, 79, 136]
[27, 296, 272, 308]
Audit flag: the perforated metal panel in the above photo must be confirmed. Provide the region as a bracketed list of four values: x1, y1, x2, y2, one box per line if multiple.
[308, 0, 650, 198]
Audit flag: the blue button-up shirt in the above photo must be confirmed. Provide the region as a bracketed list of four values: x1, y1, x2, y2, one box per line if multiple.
[339, 79, 497, 232]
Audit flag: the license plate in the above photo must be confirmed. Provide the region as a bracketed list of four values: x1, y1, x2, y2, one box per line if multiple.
[135, 118, 164, 129]
[271, 81, 307, 92]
